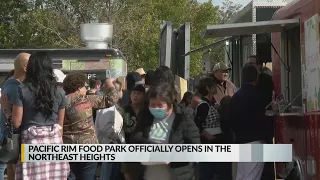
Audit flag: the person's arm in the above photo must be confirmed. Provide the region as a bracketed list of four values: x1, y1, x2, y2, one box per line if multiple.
[233, 83, 238, 94]
[11, 87, 23, 129]
[194, 103, 209, 132]
[88, 88, 118, 109]
[183, 111, 201, 144]
[1, 84, 20, 120]
[1, 94, 12, 120]
[58, 90, 67, 128]
[195, 103, 214, 141]
[57, 109, 65, 128]
[130, 107, 153, 144]
[12, 105, 23, 128]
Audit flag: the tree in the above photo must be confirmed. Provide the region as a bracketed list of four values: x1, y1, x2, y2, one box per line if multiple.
[199, 0, 242, 75]
[218, 0, 242, 24]
[0, 0, 233, 77]
[188, 1, 220, 76]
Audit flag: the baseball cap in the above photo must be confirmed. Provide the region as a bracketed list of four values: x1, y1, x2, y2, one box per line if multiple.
[135, 68, 146, 76]
[212, 62, 231, 72]
[53, 69, 66, 83]
[126, 72, 143, 90]
[131, 84, 145, 93]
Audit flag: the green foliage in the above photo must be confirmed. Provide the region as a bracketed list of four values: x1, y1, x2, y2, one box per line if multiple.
[0, 0, 241, 77]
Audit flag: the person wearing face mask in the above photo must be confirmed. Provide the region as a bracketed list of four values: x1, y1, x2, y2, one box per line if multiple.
[211, 62, 237, 104]
[131, 82, 200, 180]
[62, 72, 118, 180]
[230, 65, 266, 180]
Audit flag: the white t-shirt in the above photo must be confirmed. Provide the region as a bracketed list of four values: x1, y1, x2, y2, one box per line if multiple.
[95, 106, 125, 144]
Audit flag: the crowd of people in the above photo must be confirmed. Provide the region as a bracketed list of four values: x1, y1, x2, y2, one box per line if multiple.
[0, 51, 274, 180]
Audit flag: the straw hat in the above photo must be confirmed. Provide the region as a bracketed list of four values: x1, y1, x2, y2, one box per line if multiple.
[135, 68, 146, 76]
[53, 69, 66, 83]
[212, 62, 231, 72]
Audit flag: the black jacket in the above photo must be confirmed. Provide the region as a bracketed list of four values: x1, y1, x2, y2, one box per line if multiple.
[257, 73, 274, 109]
[229, 83, 266, 144]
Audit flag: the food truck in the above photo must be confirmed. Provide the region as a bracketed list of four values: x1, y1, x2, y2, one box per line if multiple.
[0, 23, 127, 83]
[198, 0, 320, 179]
[272, 0, 320, 179]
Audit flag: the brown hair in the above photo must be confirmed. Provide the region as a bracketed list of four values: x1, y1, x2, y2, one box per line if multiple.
[63, 72, 86, 95]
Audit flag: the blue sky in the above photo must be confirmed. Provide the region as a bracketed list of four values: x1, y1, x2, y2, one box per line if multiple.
[197, 0, 251, 7]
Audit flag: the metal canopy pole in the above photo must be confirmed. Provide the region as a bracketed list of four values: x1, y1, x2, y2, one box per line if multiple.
[159, 21, 173, 67]
[176, 23, 191, 79]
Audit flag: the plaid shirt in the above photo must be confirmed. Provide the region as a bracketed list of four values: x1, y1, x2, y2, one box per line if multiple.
[15, 124, 69, 179]
[196, 100, 220, 129]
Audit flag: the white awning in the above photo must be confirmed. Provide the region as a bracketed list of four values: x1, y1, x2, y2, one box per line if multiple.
[202, 19, 299, 39]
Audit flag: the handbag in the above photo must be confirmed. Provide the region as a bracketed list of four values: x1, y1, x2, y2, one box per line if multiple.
[0, 117, 21, 164]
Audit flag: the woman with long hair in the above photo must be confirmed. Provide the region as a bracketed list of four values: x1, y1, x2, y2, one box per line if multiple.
[8, 52, 69, 179]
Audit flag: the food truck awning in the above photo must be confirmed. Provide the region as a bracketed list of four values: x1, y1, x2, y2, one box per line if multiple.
[183, 37, 232, 56]
[202, 19, 299, 38]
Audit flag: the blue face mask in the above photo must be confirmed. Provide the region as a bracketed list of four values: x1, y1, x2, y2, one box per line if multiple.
[149, 107, 167, 119]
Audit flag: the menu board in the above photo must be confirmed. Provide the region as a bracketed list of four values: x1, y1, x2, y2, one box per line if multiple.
[304, 14, 320, 112]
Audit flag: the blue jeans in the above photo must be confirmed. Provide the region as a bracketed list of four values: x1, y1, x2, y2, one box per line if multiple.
[100, 162, 121, 180]
[68, 162, 98, 180]
[0, 163, 6, 180]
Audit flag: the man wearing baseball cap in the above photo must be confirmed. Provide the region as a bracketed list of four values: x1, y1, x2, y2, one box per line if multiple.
[211, 62, 237, 104]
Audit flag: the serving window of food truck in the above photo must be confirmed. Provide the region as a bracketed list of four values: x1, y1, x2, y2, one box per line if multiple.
[202, 19, 300, 109]
[278, 23, 302, 108]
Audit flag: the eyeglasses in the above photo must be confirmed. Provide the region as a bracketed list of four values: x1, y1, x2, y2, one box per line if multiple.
[217, 70, 229, 73]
